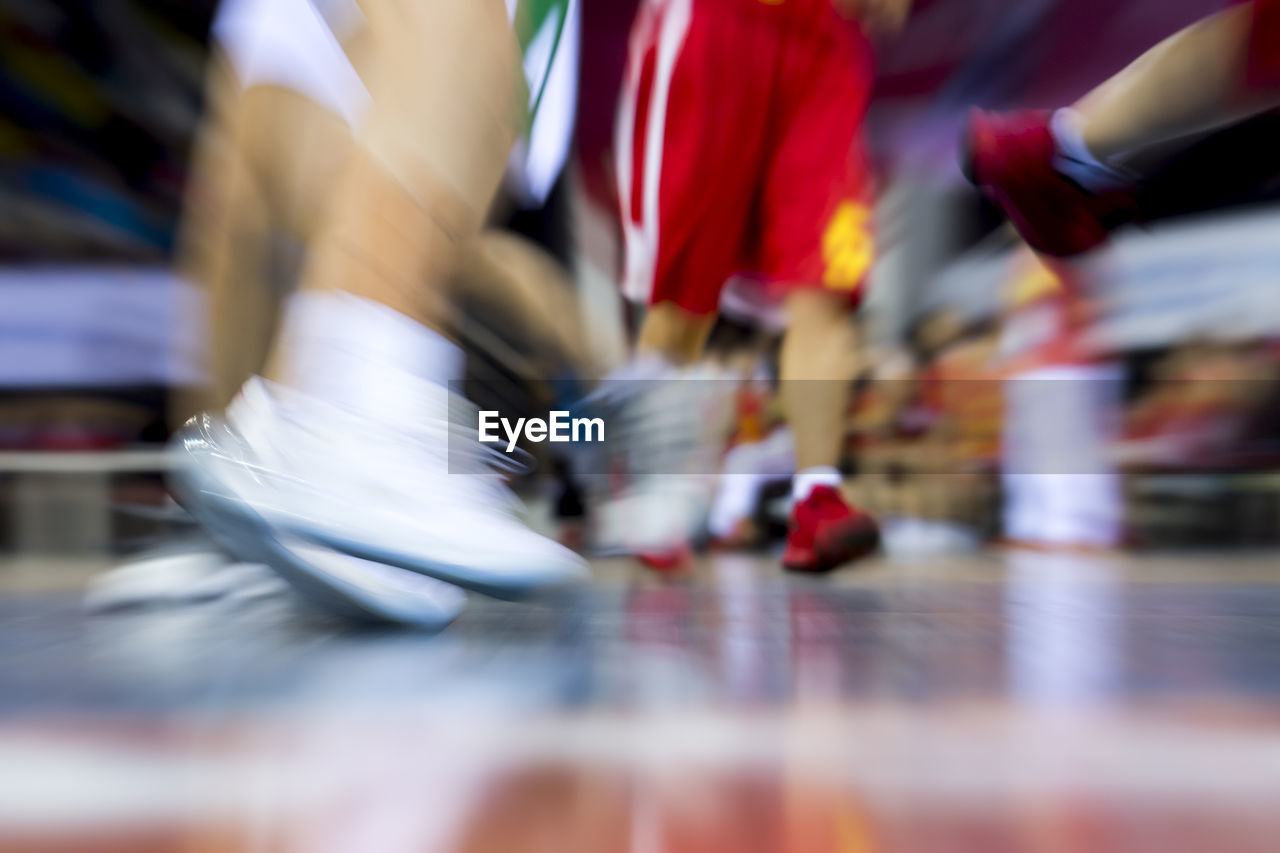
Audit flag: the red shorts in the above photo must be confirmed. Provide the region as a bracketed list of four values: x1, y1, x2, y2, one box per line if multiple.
[1247, 0, 1280, 86]
[615, 0, 876, 316]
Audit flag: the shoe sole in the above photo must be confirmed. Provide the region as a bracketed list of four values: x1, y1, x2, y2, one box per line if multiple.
[784, 522, 881, 574]
[171, 466, 465, 628]
[170, 461, 579, 602]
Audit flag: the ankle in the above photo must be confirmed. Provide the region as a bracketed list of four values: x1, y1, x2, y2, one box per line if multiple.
[792, 466, 842, 502]
[1050, 108, 1133, 191]
[274, 290, 462, 421]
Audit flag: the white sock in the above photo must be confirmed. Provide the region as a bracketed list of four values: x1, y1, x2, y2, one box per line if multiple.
[275, 290, 462, 423]
[1050, 108, 1132, 192]
[792, 466, 842, 502]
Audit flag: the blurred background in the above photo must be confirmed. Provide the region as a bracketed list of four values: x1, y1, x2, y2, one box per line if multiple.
[6, 0, 1280, 551]
[4, 1, 1280, 851]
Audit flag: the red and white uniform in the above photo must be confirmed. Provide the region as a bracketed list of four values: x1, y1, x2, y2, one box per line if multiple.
[615, 0, 876, 315]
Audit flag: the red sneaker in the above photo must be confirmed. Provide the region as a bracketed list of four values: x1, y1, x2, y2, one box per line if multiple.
[782, 485, 880, 573]
[962, 109, 1138, 257]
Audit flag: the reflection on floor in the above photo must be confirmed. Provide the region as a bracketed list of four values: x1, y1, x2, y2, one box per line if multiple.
[1, 551, 1279, 852]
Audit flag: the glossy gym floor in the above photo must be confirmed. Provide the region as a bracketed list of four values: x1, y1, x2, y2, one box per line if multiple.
[2, 550, 1279, 852]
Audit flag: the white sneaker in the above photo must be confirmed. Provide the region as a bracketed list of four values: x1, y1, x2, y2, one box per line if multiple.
[89, 518, 461, 628]
[85, 545, 282, 612]
[188, 491, 467, 628]
[590, 364, 736, 560]
[173, 377, 588, 600]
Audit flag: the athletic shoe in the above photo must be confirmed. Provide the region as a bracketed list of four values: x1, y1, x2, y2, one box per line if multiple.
[962, 109, 1139, 257]
[782, 485, 880, 572]
[588, 364, 735, 567]
[172, 377, 589, 601]
[89, 505, 459, 629]
[186, 488, 467, 628]
[596, 477, 708, 570]
[85, 543, 283, 612]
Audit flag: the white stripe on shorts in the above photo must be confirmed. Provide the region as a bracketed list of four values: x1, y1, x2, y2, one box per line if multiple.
[615, 0, 692, 306]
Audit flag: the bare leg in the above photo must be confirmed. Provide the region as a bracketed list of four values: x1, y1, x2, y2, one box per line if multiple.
[1076, 5, 1280, 163]
[173, 0, 587, 609]
[172, 63, 275, 422]
[635, 302, 717, 366]
[777, 288, 880, 571]
[779, 290, 860, 472]
[457, 230, 597, 377]
[634, 287, 862, 474]
[268, 0, 524, 387]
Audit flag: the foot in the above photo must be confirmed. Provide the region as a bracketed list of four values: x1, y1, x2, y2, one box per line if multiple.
[91, 508, 462, 628]
[587, 364, 734, 566]
[599, 478, 709, 570]
[85, 544, 282, 612]
[185, 484, 468, 628]
[782, 485, 880, 572]
[962, 109, 1139, 257]
[172, 377, 589, 601]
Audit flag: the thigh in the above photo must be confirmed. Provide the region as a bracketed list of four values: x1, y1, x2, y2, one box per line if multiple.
[358, 0, 525, 230]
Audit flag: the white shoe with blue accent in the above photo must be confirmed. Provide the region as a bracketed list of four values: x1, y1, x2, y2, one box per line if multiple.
[172, 377, 589, 604]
